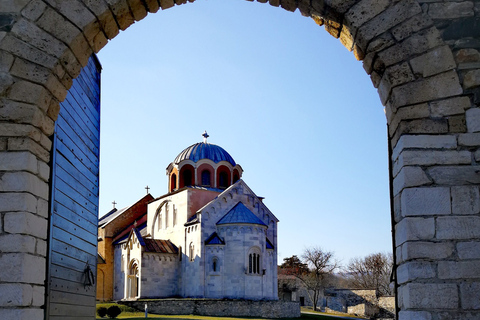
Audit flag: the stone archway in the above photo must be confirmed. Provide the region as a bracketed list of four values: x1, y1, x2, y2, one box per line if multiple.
[0, 1, 479, 319]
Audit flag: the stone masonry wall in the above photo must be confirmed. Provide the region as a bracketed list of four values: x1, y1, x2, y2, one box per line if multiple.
[122, 299, 301, 318]
[0, 1, 479, 319]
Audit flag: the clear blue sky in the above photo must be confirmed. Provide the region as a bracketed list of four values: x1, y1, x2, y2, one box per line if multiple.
[97, 0, 392, 265]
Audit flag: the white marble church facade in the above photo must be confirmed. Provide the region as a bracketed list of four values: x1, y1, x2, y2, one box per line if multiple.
[111, 134, 278, 300]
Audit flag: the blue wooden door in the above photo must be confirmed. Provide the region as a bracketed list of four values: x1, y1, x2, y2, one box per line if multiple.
[46, 55, 101, 319]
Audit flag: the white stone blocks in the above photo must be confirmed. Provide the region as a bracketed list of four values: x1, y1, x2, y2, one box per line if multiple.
[452, 186, 480, 215]
[389, 70, 463, 109]
[0, 284, 33, 306]
[7, 80, 51, 113]
[427, 166, 480, 185]
[466, 108, 480, 132]
[0, 193, 37, 213]
[393, 166, 431, 196]
[344, 0, 390, 30]
[396, 217, 435, 245]
[393, 135, 457, 161]
[398, 310, 432, 320]
[0, 253, 45, 284]
[410, 46, 456, 78]
[401, 187, 451, 216]
[439, 260, 480, 279]
[463, 70, 480, 90]
[458, 133, 480, 147]
[0, 34, 57, 70]
[430, 96, 470, 117]
[428, 2, 474, 19]
[105, 0, 136, 30]
[401, 283, 458, 309]
[0, 234, 36, 253]
[460, 282, 480, 310]
[0, 171, 49, 199]
[394, 150, 471, 176]
[4, 212, 48, 239]
[402, 242, 454, 261]
[436, 216, 480, 240]
[0, 151, 37, 173]
[397, 261, 437, 284]
[0, 308, 44, 320]
[457, 241, 480, 259]
[32, 285, 45, 307]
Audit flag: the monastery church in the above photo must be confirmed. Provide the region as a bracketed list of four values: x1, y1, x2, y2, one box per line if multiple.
[97, 132, 279, 301]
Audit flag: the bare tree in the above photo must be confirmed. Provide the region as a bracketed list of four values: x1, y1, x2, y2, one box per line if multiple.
[281, 248, 338, 311]
[344, 252, 393, 296]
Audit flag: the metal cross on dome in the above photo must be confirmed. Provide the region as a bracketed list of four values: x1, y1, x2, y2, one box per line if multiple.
[202, 130, 209, 143]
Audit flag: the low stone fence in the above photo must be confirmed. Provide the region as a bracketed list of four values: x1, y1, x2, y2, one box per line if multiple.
[121, 299, 301, 318]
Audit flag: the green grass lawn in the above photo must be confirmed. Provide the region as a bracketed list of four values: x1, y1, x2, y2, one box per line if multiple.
[96, 303, 361, 320]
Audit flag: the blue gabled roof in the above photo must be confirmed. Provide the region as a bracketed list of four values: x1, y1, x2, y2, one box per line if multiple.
[216, 202, 267, 226]
[205, 232, 225, 245]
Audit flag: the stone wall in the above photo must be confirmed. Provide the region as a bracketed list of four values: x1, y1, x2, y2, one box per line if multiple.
[0, 0, 479, 319]
[122, 299, 300, 318]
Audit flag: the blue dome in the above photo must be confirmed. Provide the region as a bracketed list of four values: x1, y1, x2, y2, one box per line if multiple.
[173, 142, 236, 166]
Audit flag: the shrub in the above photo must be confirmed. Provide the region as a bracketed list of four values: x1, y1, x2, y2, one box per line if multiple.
[96, 306, 107, 318]
[106, 305, 122, 319]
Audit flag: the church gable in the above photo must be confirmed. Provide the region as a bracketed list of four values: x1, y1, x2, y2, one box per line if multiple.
[198, 179, 278, 228]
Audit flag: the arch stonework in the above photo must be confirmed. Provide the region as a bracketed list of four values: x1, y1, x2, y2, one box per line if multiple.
[0, 0, 479, 319]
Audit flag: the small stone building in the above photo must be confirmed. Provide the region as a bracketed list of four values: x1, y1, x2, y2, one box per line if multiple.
[98, 133, 279, 301]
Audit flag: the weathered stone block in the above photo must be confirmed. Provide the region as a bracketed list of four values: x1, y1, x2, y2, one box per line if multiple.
[0, 284, 33, 307]
[378, 62, 414, 104]
[437, 216, 480, 240]
[0, 253, 45, 284]
[396, 217, 435, 245]
[0, 50, 14, 72]
[389, 70, 463, 109]
[0, 192, 37, 213]
[367, 32, 395, 55]
[439, 260, 480, 279]
[159, 0, 175, 10]
[37, 198, 48, 219]
[0, 171, 49, 199]
[398, 310, 432, 320]
[0, 151, 38, 174]
[325, 0, 358, 15]
[455, 48, 480, 64]
[7, 80, 51, 113]
[0, 308, 44, 320]
[0, 100, 54, 136]
[466, 107, 480, 132]
[4, 212, 48, 239]
[393, 166, 431, 195]
[387, 103, 430, 134]
[344, 0, 390, 30]
[391, 13, 433, 42]
[126, 0, 148, 21]
[392, 134, 457, 161]
[280, 0, 297, 12]
[452, 186, 480, 215]
[356, 0, 421, 50]
[410, 46, 456, 78]
[430, 96, 470, 117]
[448, 115, 467, 133]
[428, 2, 474, 19]
[394, 150, 470, 176]
[7, 137, 50, 163]
[401, 282, 458, 309]
[427, 166, 480, 185]
[397, 261, 437, 284]
[401, 187, 451, 216]
[457, 241, 480, 260]
[36, 239, 47, 257]
[460, 282, 480, 310]
[402, 241, 454, 260]
[464, 70, 480, 90]
[378, 27, 443, 68]
[0, 234, 36, 253]
[21, 0, 47, 21]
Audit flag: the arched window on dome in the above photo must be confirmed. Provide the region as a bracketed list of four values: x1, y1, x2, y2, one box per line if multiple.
[219, 171, 229, 189]
[183, 169, 192, 187]
[233, 171, 240, 183]
[170, 173, 177, 191]
[201, 170, 211, 187]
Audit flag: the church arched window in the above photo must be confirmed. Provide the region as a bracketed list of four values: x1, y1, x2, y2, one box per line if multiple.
[248, 248, 261, 275]
[201, 170, 211, 187]
[165, 204, 169, 228]
[173, 205, 177, 226]
[233, 172, 240, 183]
[189, 242, 195, 261]
[212, 257, 219, 272]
